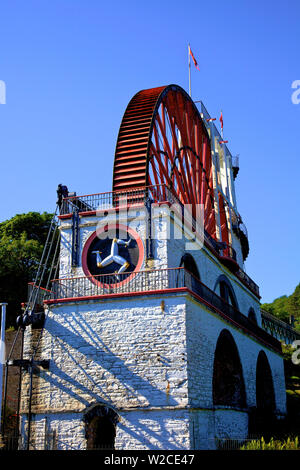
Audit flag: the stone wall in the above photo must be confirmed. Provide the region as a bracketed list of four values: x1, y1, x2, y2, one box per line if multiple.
[20, 288, 286, 449]
[20, 293, 192, 449]
[185, 296, 287, 414]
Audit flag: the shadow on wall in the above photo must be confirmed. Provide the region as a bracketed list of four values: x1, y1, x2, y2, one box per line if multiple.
[36, 313, 179, 408]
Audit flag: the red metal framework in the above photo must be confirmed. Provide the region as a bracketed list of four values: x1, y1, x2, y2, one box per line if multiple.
[113, 84, 222, 239]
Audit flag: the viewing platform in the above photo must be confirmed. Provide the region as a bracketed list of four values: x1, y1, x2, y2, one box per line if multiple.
[58, 184, 259, 297]
[40, 267, 279, 352]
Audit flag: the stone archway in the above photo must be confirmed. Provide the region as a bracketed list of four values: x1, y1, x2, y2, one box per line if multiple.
[83, 404, 119, 450]
[249, 351, 276, 437]
[212, 329, 246, 408]
[256, 351, 275, 411]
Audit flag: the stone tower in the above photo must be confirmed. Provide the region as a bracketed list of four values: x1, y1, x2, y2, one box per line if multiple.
[19, 85, 286, 450]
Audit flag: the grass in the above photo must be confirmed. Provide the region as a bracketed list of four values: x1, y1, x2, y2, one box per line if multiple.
[240, 436, 299, 450]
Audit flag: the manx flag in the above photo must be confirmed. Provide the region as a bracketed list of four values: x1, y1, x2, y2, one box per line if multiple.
[188, 45, 200, 70]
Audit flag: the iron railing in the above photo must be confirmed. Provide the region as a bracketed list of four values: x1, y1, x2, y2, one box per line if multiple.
[51, 267, 184, 299]
[49, 268, 279, 351]
[235, 268, 259, 297]
[60, 185, 178, 216]
[58, 184, 259, 296]
[261, 309, 300, 345]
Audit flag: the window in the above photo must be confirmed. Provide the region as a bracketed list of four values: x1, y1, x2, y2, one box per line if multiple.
[214, 275, 238, 310]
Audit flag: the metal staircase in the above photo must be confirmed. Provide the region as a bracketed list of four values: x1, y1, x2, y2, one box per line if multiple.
[1, 205, 61, 448]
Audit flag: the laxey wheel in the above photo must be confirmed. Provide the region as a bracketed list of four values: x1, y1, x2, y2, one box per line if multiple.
[113, 84, 226, 241]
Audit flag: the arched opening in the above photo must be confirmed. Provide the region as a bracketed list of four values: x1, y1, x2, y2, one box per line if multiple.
[248, 308, 257, 325]
[84, 404, 119, 450]
[249, 351, 276, 437]
[214, 275, 238, 310]
[256, 351, 275, 411]
[213, 329, 246, 408]
[180, 253, 200, 279]
[180, 253, 202, 295]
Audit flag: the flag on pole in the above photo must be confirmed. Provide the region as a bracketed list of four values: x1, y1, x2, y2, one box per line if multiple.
[188, 45, 200, 70]
[219, 111, 223, 131]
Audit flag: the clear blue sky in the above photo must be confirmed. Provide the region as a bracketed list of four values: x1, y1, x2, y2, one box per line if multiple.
[0, 0, 299, 303]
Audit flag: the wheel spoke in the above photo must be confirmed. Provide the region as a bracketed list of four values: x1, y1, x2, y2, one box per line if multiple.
[113, 84, 219, 241]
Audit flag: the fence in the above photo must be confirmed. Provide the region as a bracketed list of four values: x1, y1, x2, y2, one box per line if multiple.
[49, 267, 278, 351]
[1, 434, 287, 451]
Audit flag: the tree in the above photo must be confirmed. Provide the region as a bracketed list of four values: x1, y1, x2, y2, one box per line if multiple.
[287, 284, 300, 325]
[262, 283, 300, 331]
[0, 212, 54, 328]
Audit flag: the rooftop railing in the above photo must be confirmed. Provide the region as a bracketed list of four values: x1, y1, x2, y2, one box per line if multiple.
[60, 186, 152, 215]
[47, 267, 278, 351]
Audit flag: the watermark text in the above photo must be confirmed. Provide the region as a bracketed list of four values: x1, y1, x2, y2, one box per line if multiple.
[291, 80, 300, 104]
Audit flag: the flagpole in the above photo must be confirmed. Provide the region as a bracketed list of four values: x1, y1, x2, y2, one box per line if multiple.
[188, 44, 191, 97]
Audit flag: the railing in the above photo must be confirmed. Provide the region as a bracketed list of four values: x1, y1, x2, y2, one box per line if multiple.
[27, 283, 52, 308]
[261, 309, 300, 345]
[49, 268, 279, 351]
[58, 183, 259, 297]
[51, 268, 185, 299]
[60, 184, 180, 216]
[1, 434, 281, 451]
[236, 268, 259, 297]
[60, 184, 236, 258]
[219, 242, 237, 262]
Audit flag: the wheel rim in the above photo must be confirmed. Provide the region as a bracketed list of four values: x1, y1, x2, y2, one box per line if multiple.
[113, 84, 217, 238]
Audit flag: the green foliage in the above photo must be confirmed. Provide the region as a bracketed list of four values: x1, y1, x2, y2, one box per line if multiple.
[240, 436, 299, 450]
[262, 283, 300, 330]
[0, 211, 54, 328]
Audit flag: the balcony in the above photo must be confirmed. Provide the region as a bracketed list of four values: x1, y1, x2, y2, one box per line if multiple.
[58, 184, 259, 298]
[43, 268, 278, 352]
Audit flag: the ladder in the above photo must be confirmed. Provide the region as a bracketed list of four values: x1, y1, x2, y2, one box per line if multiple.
[21, 206, 61, 326]
[2, 204, 61, 447]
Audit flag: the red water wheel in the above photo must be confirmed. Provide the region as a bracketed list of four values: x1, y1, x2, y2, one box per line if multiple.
[113, 84, 216, 238]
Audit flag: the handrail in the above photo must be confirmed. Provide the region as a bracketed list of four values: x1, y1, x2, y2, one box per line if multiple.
[50, 266, 184, 283]
[261, 309, 300, 342]
[47, 267, 279, 351]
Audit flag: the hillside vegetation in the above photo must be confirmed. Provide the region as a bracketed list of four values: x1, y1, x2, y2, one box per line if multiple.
[261, 283, 300, 331]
